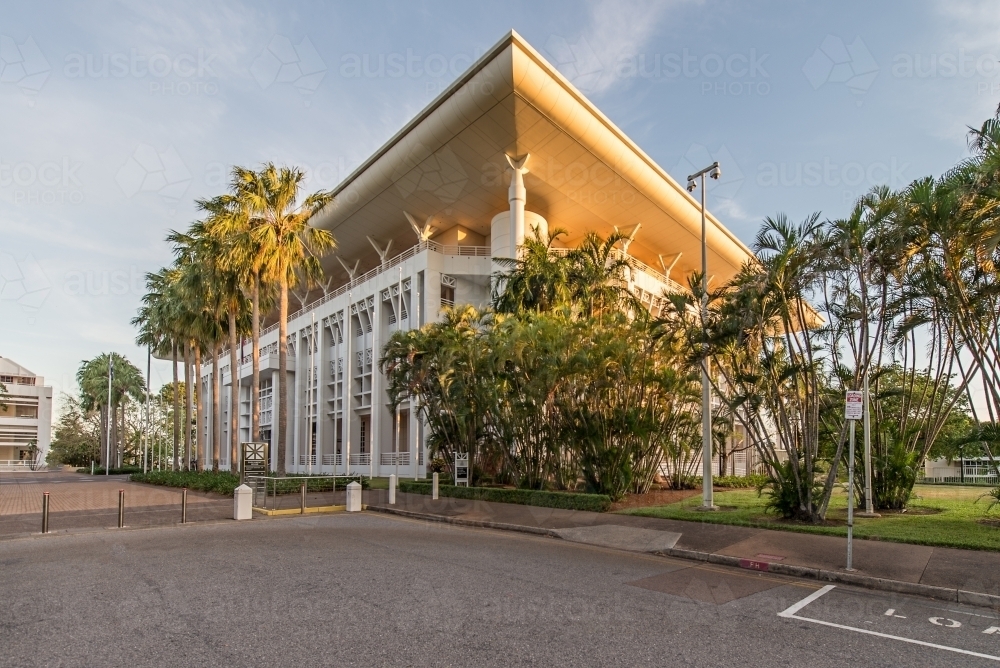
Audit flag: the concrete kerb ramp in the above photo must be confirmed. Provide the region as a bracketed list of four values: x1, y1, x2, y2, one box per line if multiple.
[552, 525, 682, 553]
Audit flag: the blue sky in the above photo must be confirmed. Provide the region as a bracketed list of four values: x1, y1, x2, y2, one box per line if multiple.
[1, 0, 998, 399]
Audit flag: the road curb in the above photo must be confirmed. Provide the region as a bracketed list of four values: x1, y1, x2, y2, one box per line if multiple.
[367, 505, 559, 537]
[368, 505, 1000, 610]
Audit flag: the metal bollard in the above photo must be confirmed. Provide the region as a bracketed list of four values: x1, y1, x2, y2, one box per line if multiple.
[118, 489, 125, 528]
[300, 483, 307, 514]
[41, 492, 50, 534]
[181, 488, 188, 524]
[389, 474, 397, 505]
[432, 472, 439, 500]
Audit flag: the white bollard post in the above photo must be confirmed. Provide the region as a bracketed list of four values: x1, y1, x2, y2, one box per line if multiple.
[234, 484, 252, 520]
[346, 481, 362, 512]
[389, 474, 397, 505]
[432, 472, 439, 500]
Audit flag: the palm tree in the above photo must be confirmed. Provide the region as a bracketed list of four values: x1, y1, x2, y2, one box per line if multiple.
[202, 186, 272, 454]
[133, 267, 185, 468]
[492, 228, 573, 313]
[170, 225, 234, 470]
[236, 164, 335, 475]
[567, 231, 641, 318]
[77, 353, 144, 468]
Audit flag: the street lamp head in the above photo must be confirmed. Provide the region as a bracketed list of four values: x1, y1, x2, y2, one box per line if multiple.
[686, 179, 697, 192]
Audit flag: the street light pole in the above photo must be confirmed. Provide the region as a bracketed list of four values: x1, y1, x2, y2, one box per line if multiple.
[687, 162, 721, 511]
[143, 346, 150, 474]
[106, 356, 113, 476]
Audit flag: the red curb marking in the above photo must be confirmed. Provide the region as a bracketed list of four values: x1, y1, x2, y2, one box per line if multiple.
[740, 558, 770, 572]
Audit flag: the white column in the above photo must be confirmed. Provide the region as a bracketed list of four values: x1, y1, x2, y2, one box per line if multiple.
[371, 287, 381, 478]
[344, 299, 353, 476]
[506, 154, 529, 258]
[315, 317, 325, 472]
[292, 329, 302, 473]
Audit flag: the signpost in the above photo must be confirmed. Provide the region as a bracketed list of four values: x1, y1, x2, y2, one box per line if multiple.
[241, 442, 269, 482]
[242, 441, 269, 507]
[454, 453, 469, 487]
[844, 390, 862, 571]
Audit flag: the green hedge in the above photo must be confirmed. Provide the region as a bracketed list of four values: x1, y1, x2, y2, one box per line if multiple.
[398, 481, 611, 512]
[129, 471, 241, 496]
[713, 474, 769, 489]
[665, 474, 769, 490]
[266, 474, 370, 494]
[77, 466, 143, 475]
[130, 471, 371, 496]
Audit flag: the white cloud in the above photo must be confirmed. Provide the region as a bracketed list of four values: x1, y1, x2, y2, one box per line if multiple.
[543, 0, 675, 94]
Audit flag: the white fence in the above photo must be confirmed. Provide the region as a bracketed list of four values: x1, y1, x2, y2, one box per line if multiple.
[0, 460, 38, 471]
[380, 452, 410, 466]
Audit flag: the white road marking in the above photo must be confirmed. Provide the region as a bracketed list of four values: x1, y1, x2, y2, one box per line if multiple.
[884, 608, 907, 619]
[984, 627, 1000, 635]
[778, 586, 1000, 662]
[930, 617, 962, 628]
[778, 584, 836, 618]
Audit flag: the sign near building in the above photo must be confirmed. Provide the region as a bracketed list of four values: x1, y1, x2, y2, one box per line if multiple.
[241, 441, 270, 480]
[454, 452, 469, 487]
[844, 391, 863, 421]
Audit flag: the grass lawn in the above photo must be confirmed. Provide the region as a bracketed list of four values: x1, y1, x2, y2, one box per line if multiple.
[622, 484, 1000, 551]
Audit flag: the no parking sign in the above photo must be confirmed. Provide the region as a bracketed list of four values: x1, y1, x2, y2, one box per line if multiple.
[844, 390, 863, 421]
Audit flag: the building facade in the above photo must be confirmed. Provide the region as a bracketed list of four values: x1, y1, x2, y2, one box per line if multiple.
[0, 356, 53, 470]
[200, 31, 755, 476]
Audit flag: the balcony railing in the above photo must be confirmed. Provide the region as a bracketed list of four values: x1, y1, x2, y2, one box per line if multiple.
[297, 455, 317, 466]
[349, 453, 371, 466]
[549, 247, 687, 295]
[380, 452, 411, 466]
[212, 241, 685, 365]
[322, 454, 343, 466]
[264, 240, 490, 337]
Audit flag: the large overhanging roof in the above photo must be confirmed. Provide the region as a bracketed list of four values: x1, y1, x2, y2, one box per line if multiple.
[312, 30, 754, 286]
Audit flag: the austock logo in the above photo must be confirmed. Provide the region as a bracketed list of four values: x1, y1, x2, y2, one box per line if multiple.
[251, 36, 326, 94]
[0, 35, 50, 98]
[115, 144, 192, 201]
[0, 253, 51, 320]
[802, 35, 879, 101]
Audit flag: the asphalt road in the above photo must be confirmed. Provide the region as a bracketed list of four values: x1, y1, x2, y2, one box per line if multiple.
[1, 512, 997, 667]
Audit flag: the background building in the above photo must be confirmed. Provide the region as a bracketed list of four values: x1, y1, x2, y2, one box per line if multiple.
[0, 356, 53, 470]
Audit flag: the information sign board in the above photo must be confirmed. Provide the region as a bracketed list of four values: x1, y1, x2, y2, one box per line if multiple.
[454, 452, 469, 487]
[241, 441, 270, 478]
[844, 391, 863, 421]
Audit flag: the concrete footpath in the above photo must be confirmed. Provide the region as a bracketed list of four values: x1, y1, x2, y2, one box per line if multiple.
[368, 491, 1000, 609]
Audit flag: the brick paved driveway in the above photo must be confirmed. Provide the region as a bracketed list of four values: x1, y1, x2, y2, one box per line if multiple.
[0, 471, 232, 536]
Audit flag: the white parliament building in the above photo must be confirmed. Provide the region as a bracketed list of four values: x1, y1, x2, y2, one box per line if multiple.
[200, 31, 754, 476]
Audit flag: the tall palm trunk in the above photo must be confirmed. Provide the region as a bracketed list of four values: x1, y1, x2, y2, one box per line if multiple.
[228, 310, 240, 473]
[212, 342, 221, 470]
[195, 345, 203, 471]
[251, 273, 261, 442]
[172, 341, 180, 470]
[277, 278, 288, 476]
[184, 341, 193, 470]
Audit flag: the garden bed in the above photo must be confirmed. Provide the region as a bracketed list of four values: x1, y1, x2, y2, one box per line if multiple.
[399, 481, 612, 512]
[622, 484, 1000, 551]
